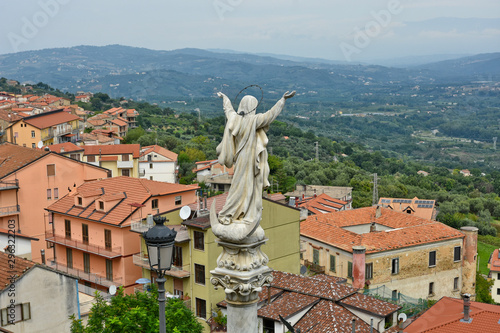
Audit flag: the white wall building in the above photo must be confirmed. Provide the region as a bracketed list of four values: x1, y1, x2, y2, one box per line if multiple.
[139, 145, 178, 183]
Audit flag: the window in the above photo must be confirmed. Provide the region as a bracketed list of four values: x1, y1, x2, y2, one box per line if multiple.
[194, 231, 204, 250]
[329, 255, 336, 272]
[122, 154, 129, 161]
[152, 199, 158, 209]
[0, 303, 31, 325]
[106, 259, 113, 281]
[391, 258, 399, 275]
[104, 229, 112, 250]
[149, 163, 153, 169]
[347, 261, 353, 278]
[429, 251, 436, 267]
[173, 246, 182, 267]
[83, 253, 90, 274]
[98, 201, 104, 210]
[32, 143, 36, 148]
[498, 273, 500, 280]
[150, 176, 153, 180]
[175, 196, 182, 205]
[313, 248, 320, 265]
[392, 290, 398, 301]
[31, 130, 35, 138]
[65, 219, 71, 239]
[497, 288, 500, 295]
[66, 248, 73, 269]
[47, 189, 52, 200]
[147, 155, 152, 162]
[70, 153, 80, 160]
[263, 318, 274, 333]
[82, 224, 89, 244]
[195, 264, 205, 285]
[429, 282, 434, 296]
[122, 169, 130, 177]
[454, 246, 461, 262]
[195, 298, 206, 319]
[365, 263, 373, 279]
[77, 197, 83, 206]
[87, 155, 95, 162]
[454, 277, 459, 290]
[54, 188, 59, 199]
[47, 164, 55, 176]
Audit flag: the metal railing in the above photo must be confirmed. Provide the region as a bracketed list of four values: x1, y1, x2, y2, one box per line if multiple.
[132, 253, 151, 269]
[0, 205, 20, 216]
[45, 231, 122, 258]
[0, 179, 19, 191]
[304, 259, 325, 274]
[130, 219, 154, 233]
[48, 261, 122, 288]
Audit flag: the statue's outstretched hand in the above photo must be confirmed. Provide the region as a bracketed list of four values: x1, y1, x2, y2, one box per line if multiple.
[217, 92, 226, 99]
[283, 91, 296, 99]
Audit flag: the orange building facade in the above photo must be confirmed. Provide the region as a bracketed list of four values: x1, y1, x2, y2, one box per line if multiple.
[0, 143, 109, 263]
[45, 176, 198, 293]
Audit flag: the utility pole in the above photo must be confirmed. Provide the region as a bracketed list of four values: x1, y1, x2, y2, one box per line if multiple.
[269, 147, 273, 156]
[371, 173, 379, 206]
[493, 137, 497, 150]
[315, 142, 319, 162]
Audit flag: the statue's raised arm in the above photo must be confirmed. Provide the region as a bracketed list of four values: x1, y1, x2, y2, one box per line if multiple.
[211, 90, 295, 243]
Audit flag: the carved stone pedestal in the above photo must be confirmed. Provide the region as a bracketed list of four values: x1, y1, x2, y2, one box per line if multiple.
[211, 239, 273, 333]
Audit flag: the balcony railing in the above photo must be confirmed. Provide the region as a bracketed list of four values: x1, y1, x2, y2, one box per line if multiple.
[41, 124, 75, 141]
[130, 219, 154, 233]
[117, 160, 133, 169]
[0, 205, 20, 216]
[45, 231, 122, 258]
[0, 179, 19, 191]
[47, 261, 122, 288]
[304, 259, 325, 274]
[139, 169, 145, 177]
[132, 253, 190, 278]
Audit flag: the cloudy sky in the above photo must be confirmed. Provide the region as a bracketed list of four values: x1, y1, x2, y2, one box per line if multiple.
[1, 0, 499, 62]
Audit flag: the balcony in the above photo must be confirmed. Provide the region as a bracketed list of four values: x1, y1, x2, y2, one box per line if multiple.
[0, 205, 20, 217]
[45, 231, 122, 258]
[304, 259, 325, 274]
[139, 169, 145, 177]
[0, 179, 19, 191]
[117, 160, 133, 169]
[47, 261, 122, 288]
[132, 253, 190, 278]
[41, 124, 75, 141]
[130, 219, 154, 233]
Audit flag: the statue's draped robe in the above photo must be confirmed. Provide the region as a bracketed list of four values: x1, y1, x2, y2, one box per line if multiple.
[216, 96, 285, 233]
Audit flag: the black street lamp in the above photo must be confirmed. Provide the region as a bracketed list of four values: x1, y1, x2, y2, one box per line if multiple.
[143, 216, 177, 333]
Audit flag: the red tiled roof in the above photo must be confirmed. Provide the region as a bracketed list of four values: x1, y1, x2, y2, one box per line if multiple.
[83, 144, 140, 158]
[47, 177, 198, 226]
[404, 296, 500, 332]
[0, 252, 35, 292]
[489, 249, 500, 272]
[142, 145, 178, 161]
[299, 193, 347, 214]
[257, 291, 319, 320]
[268, 193, 286, 202]
[47, 142, 83, 154]
[23, 110, 80, 129]
[0, 110, 24, 122]
[100, 155, 118, 161]
[339, 292, 400, 316]
[301, 207, 464, 254]
[0, 143, 48, 179]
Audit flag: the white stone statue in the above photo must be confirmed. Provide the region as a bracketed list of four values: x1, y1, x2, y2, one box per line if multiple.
[210, 90, 295, 243]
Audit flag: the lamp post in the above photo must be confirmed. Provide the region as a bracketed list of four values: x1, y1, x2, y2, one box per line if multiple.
[143, 216, 177, 333]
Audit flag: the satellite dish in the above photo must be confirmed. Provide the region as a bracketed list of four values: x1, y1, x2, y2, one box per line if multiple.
[300, 265, 307, 275]
[109, 285, 117, 296]
[398, 313, 407, 323]
[179, 206, 191, 220]
[37, 141, 43, 149]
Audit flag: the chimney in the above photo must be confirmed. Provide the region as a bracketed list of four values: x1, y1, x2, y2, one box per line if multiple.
[40, 249, 45, 265]
[313, 189, 317, 198]
[352, 318, 356, 333]
[352, 246, 366, 289]
[375, 205, 381, 218]
[370, 222, 376, 233]
[461, 294, 472, 323]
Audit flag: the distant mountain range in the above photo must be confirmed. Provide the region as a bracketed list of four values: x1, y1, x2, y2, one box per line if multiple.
[0, 45, 498, 102]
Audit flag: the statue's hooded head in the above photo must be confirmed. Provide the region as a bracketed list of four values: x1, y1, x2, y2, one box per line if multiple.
[237, 95, 258, 116]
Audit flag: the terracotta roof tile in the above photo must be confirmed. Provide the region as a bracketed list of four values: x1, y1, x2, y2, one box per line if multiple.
[83, 144, 140, 158]
[490, 249, 500, 272]
[47, 142, 83, 153]
[405, 296, 500, 332]
[299, 193, 348, 214]
[301, 207, 464, 253]
[47, 177, 198, 226]
[339, 292, 400, 316]
[23, 109, 80, 129]
[0, 252, 35, 292]
[0, 143, 48, 179]
[142, 145, 178, 161]
[257, 291, 319, 320]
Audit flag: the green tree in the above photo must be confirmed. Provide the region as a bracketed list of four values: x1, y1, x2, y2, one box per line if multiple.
[475, 272, 494, 304]
[70, 287, 202, 333]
